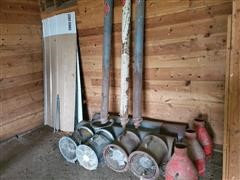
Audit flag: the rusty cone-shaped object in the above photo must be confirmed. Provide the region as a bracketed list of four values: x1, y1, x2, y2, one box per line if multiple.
[165, 143, 198, 180]
[129, 135, 168, 179]
[185, 129, 206, 176]
[193, 118, 213, 158]
[103, 130, 140, 172]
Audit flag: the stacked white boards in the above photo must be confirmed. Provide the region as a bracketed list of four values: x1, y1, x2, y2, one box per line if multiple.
[42, 12, 83, 132]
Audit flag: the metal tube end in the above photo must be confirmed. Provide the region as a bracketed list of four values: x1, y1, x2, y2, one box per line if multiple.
[133, 117, 143, 128]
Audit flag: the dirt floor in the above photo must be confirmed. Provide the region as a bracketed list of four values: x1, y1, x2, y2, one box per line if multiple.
[0, 126, 222, 180]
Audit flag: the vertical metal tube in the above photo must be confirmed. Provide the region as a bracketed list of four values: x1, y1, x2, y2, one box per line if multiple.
[100, 0, 114, 124]
[133, 0, 145, 128]
[120, 0, 131, 128]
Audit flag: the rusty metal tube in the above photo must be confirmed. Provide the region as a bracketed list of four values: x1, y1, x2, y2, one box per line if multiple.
[120, 0, 131, 128]
[133, 0, 145, 128]
[100, 0, 114, 124]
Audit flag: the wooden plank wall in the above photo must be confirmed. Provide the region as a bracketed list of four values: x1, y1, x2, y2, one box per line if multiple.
[41, 0, 232, 145]
[0, 0, 43, 141]
[223, 0, 240, 179]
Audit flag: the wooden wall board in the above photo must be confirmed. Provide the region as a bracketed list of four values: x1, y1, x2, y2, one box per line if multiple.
[0, 72, 43, 90]
[0, 0, 43, 141]
[223, 0, 240, 178]
[0, 80, 43, 102]
[0, 111, 43, 141]
[1, 100, 43, 127]
[223, 15, 232, 180]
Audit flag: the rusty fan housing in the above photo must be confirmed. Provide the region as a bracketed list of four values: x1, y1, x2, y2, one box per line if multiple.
[76, 128, 114, 170]
[103, 130, 140, 172]
[128, 135, 168, 179]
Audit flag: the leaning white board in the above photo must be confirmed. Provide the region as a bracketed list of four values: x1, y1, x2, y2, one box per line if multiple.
[76, 51, 83, 123]
[42, 12, 83, 132]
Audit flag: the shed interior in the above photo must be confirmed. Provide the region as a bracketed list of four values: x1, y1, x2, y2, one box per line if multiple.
[0, 0, 239, 180]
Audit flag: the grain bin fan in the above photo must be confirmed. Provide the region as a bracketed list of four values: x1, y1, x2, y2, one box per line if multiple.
[59, 136, 78, 163]
[72, 122, 94, 144]
[128, 135, 169, 179]
[103, 130, 140, 172]
[58, 122, 94, 163]
[76, 128, 114, 170]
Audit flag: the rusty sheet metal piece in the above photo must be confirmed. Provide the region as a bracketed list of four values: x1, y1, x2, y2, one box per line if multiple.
[120, 0, 131, 128]
[132, 0, 145, 128]
[100, 0, 114, 124]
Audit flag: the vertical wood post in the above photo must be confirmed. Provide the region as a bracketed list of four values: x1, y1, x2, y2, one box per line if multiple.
[223, 0, 240, 179]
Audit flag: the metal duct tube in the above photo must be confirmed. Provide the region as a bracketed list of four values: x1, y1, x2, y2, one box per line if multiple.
[129, 135, 168, 180]
[132, 0, 145, 128]
[100, 0, 114, 124]
[72, 122, 94, 144]
[76, 129, 114, 170]
[120, 0, 131, 128]
[103, 130, 140, 172]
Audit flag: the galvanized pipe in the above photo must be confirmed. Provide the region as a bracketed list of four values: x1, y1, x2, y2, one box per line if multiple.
[100, 0, 114, 124]
[132, 0, 145, 128]
[120, 0, 131, 128]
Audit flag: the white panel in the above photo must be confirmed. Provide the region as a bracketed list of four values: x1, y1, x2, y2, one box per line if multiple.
[42, 12, 76, 37]
[42, 11, 80, 132]
[50, 16, 57, 37]
[76, 52, 83, 123]
[56, 12, 76, 35]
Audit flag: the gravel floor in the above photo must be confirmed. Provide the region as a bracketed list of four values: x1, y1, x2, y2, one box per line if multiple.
[0, 126, 222, 180]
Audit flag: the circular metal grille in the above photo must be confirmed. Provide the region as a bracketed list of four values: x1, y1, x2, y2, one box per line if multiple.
[58, 136, 77, 163]
[103, 144, 128, 172]
[129, 151, 159, 179]
[76, 129, 114, 170]
[76, 145, 98, 170]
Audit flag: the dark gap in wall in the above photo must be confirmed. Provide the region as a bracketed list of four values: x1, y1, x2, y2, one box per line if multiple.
[40, 0, 77, 12]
